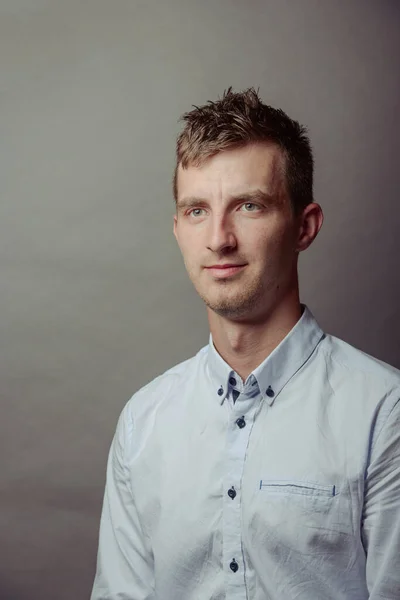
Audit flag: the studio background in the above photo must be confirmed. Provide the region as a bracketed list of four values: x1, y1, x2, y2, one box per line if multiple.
[1, 1, 399, 598]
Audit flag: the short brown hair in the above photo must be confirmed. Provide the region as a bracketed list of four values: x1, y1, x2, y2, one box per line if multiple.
[173, 87, 314, 215]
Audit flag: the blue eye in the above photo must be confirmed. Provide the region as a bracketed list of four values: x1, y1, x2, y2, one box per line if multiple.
[242, 203, 259, 212]
[189, 208, 205, 217]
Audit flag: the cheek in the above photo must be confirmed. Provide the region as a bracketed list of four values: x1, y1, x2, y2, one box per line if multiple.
[177, 229, 194, 254]
[249, 225, 282, 254]
[179, 237, 202, 268]
[250, 227, 294, 269]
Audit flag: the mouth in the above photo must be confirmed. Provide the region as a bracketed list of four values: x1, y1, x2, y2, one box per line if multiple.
[205, 264, 246, 278]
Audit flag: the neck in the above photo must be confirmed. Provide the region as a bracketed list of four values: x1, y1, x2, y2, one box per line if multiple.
[208, 287, 302, 382]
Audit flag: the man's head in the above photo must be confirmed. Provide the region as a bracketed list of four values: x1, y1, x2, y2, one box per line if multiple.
[173, 88, 323, 322]
[173, 87, 314, 217]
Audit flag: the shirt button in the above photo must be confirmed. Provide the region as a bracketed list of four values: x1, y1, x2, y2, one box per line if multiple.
[229, 376, 237, 386]
[236, 416, 246, 429]
[227, 486, 236, 499]
[230, 559, 239, 572]
[266, 385, 275, 397]
[218, 387, 224, 396]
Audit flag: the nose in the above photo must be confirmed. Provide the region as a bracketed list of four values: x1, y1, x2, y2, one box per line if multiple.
[206, 214, 237, 254]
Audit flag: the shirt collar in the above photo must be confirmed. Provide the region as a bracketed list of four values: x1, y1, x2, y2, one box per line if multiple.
[206, 304, 325, 406]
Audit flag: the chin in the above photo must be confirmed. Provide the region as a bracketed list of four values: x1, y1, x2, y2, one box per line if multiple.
[206, 283, 267, 317]
[210, 303, 256, 320]
[203, 293, 252, 317]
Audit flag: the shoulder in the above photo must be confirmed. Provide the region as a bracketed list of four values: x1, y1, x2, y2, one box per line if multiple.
[120, 342, 209, 424]
[110, 343, 209, 460]
[320, 333, 400, 385]
[318, 333, 400, 428]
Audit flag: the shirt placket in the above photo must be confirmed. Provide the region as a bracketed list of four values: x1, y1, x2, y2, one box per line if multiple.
[223, 383, 260, 599]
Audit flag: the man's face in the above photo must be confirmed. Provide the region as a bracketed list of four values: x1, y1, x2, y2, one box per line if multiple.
[173, 143, 301, 322]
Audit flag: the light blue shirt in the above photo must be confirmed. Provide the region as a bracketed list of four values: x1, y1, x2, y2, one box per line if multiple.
[91, 305, 400, 599]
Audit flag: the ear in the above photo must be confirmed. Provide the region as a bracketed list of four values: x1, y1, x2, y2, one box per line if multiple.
[296, 203, 324, 253]
[173, 214, 178, 242]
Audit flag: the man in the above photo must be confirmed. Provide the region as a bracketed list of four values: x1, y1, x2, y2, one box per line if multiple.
[91, 88, 400, 599]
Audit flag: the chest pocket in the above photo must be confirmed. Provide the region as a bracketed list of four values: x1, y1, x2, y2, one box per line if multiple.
[249, 478, 352, 556]
[259, 479, 338, 498]
[257, 479, 340, 520]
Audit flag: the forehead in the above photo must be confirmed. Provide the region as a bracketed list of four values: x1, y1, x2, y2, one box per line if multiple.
[176, 143, 285, 200]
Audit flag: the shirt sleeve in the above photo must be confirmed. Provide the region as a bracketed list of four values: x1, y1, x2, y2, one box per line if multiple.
[362, 395, 400, 598]
[90, 403, 155, 600]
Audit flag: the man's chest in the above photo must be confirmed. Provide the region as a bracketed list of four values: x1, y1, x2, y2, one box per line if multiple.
[128, 390, 367, 563]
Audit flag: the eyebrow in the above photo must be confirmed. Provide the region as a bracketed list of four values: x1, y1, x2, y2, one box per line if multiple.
[176, 189, 276, 211]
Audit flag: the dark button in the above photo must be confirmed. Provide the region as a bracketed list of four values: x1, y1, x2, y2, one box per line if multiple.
[228, 486, 236, 500]
[218, 387, 224, 396]
[236, 416, 246, 429]
[230, 559, 239, 572]
[229, 376, 237, 386]
[266, 386, 275, 397]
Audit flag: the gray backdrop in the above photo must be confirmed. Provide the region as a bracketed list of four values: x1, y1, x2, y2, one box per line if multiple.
[1, 1, 399, 598]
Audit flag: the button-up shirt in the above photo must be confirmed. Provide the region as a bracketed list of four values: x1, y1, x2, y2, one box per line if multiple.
[91, 304, 400, 599]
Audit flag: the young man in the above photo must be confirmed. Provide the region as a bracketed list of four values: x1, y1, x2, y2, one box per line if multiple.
[91, 88, 400, 599]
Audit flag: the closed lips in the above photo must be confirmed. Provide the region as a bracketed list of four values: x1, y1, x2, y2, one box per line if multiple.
[206, 264, 245, 268]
